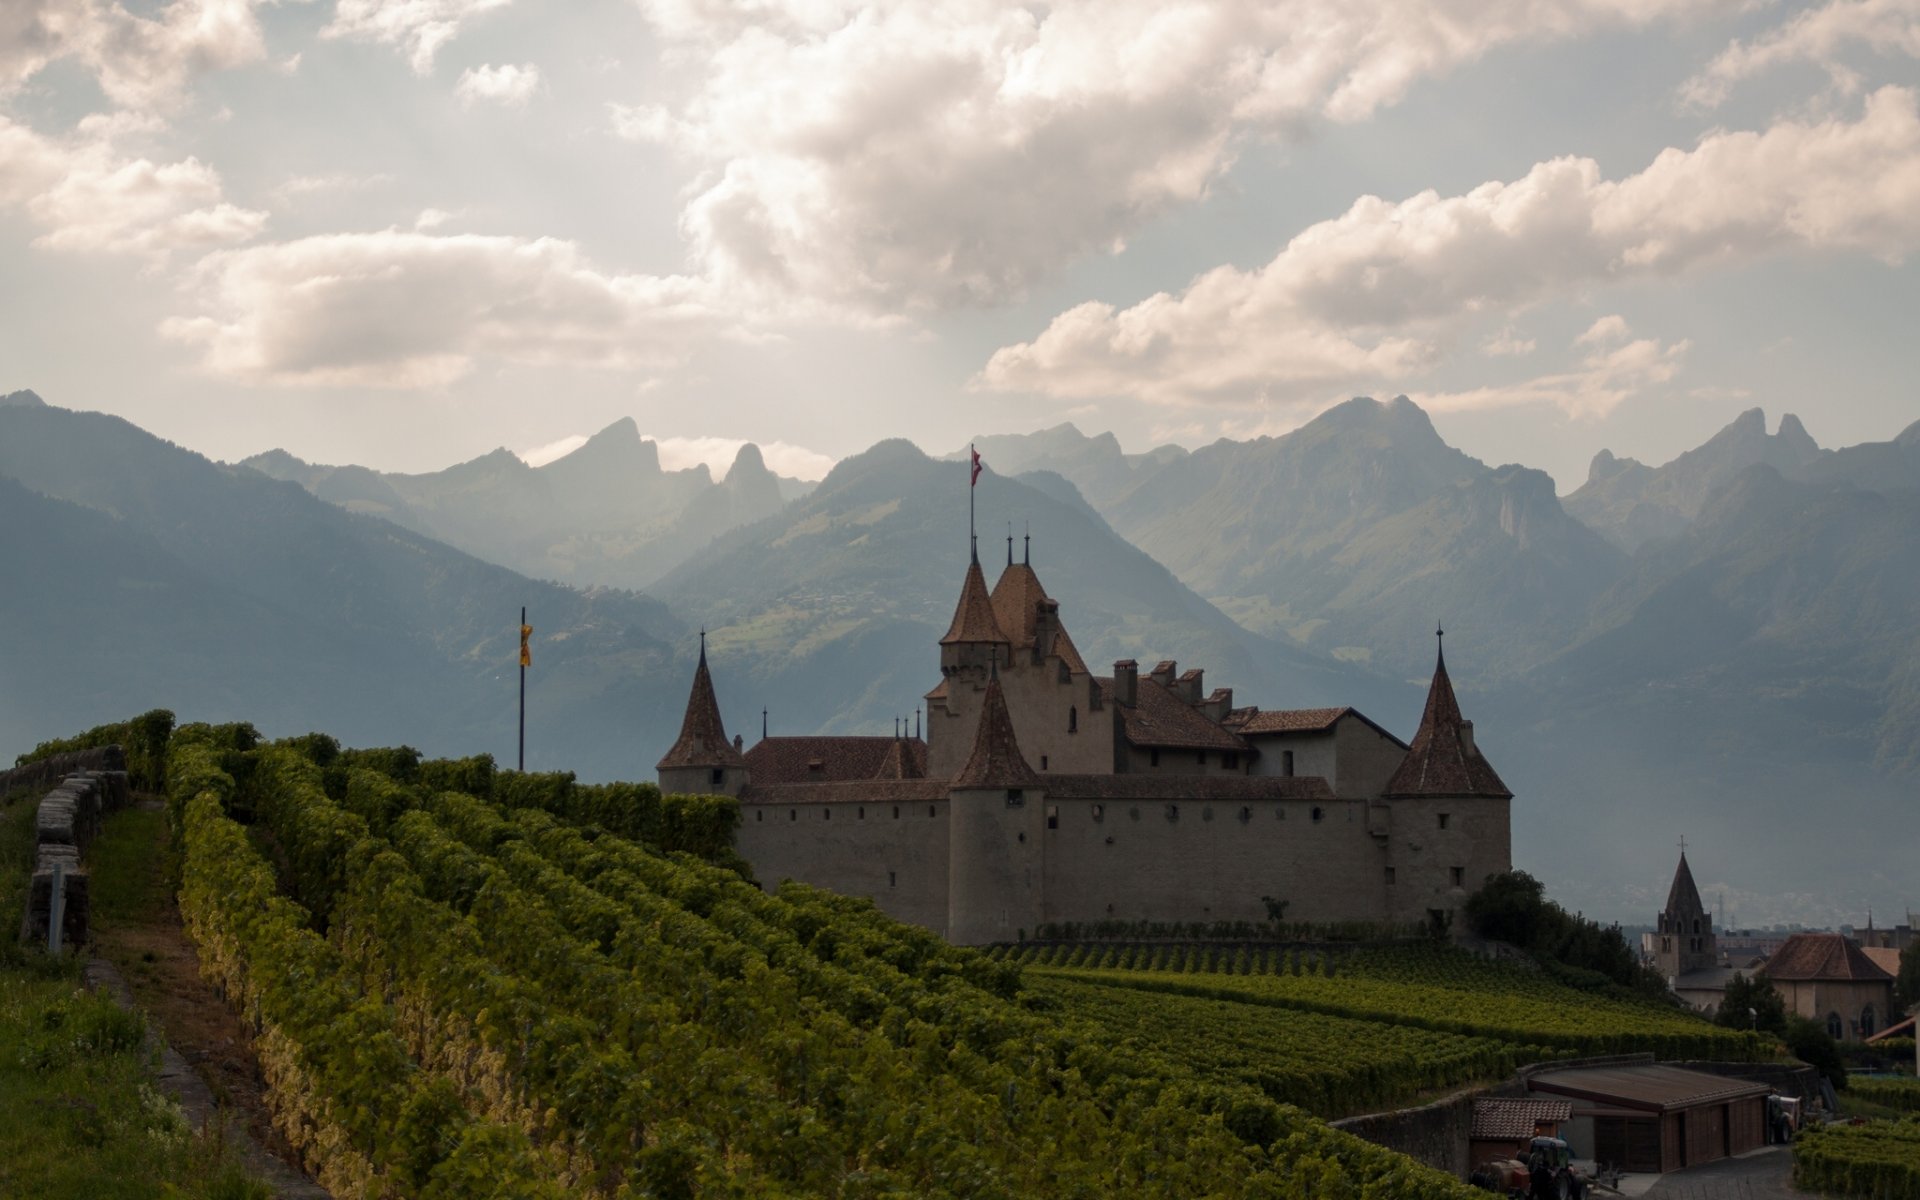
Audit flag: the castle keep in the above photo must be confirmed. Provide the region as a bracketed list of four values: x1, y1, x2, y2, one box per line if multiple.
[658, 545, 1512, 945]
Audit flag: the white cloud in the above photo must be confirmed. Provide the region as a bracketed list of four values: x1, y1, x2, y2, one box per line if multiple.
[324, 0, 512, 75]
[1418, 322, 1690, 418]
[981, 88, 1920, 409]
[1683, 0, 1920, 108]
[0, 111, 265, 257]
[520, 431, 835, 478]
[628, 0, 1732, 314]
[517, 433, 588, 466]
[456, 62, 539, 107]
[0, 0, 266, 111]
[646, 434, 836, 480]
[160, 230, 722, 387]
[270, 172, 393, 204]
[1481, 326, 1537, 357]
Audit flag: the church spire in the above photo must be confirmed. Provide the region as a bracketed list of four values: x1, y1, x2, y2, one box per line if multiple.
[1382, 629, 1511, 798]
[656, 636, 747, 772]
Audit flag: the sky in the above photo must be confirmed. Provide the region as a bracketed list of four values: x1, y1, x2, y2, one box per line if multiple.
[3, 0, 1919, 488]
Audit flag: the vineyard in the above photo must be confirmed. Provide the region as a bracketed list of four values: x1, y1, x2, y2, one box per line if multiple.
[1029, 974, 1536, 1118]
[998, 942, 1764, 1060]
[145, 721, 1488, 1198]
[1794, 1116, 1920, 1198]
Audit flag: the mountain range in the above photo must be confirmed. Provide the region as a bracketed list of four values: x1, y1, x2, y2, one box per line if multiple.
[3, 387, 1916, 924]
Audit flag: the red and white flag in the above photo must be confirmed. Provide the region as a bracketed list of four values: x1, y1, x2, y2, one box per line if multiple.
[970, 445, 983, 486]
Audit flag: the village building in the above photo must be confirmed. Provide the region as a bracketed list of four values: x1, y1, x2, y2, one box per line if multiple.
[657, 542, 1514, 944]
[1761, 931, 1897, 1041]
[1525, 1063, 1770, 1175]
[1644, 852, 1747, 1015]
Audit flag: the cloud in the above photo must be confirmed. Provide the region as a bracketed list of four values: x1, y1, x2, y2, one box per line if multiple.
[1481, 326, 1537, 357]
[0, 111, 265, 257]
[160, 230, 722, 387]
[517, 434, 588, 467]
[628, 0, 1731, 314]
[646, 434, 836, 481]
[980, 87, 1920, 409]
[324, 0, 512, 75]
[0, 0, 266, 111]
[520, 431, 835, 478]
[1683, 0, 1920, 108]
[456, 62, 539, 107]
[1418, 321, 1690, 418]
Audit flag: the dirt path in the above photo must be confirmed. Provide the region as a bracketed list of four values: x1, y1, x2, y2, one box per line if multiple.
[89, 801, 330, 1200]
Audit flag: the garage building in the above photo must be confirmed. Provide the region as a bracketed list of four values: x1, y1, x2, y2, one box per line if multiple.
[1525, 1063, 1770, 1174]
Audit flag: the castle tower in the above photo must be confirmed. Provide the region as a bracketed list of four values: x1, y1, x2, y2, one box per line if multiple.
[946, 667, 1044, 945]
[927, 551, 1012, 778]
[1381, 630, 1512, 925]
[1652, 851, 1717, 981]
[655, 634, 749, 796]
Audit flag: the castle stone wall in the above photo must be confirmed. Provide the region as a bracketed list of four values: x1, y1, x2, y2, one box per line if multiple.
[1384, 794, 1510, 926]
[1038, 796, 1388, 929]
[738, 798, 950, 932]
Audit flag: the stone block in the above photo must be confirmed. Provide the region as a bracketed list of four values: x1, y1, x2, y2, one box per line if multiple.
[17, 866, 89, 948]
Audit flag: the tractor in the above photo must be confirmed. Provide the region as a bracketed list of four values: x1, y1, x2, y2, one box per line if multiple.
[1470, 1136, 1590, 1199]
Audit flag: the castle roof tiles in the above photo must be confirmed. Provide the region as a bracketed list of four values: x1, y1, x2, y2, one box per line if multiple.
[744, 735, 929, 784]
[1665, 853, 1706, 917]
[954, 675, 1039, 788]
[940, 558, 1009, 646]
[656, 642, 747, 772]
[1230, 706, 1410, 748]
[1100, 675, 1248, 752]
[1383, 639, 1510, 798]
[1043, 774, 1334, 801]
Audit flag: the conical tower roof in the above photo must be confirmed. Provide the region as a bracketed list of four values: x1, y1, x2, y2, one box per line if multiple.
[656, 637, 747, 771]
[1383, 633, 1510, 798]
[874, 737, 926, 780]
[941, 557, 1010, 646]
[1665, 853, 1706, 917]
[953, 672, 1039, 788]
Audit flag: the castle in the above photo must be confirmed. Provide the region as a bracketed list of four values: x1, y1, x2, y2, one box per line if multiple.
[658, 543, 1512, 945]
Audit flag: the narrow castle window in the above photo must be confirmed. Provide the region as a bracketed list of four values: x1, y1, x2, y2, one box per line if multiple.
[711, 768, 725, 786]
[1164, 804, 1178, 822]
[1040, 755, 1048, 771]
[755, 810, 763, 822]
[1149, 749, 1161, 767]
[857, 806, 865, 819]
[1196, 751, 1207, 766]
[1069, 706, 1078, 733]
[1237, 806, 1251, 823]
[1828, 1012, 1844, 1040]
[928, 805, 936, 817]
[892, 806, 900, 819]
[1437, 813, 1450, 830]
[1006, 790, 1024, 806]
[1046, 806, 1058, 829]
[1385, 866, 1396, 885]
[1282, 750, 1295, 777]
[1223, 752, 1239, 770]
[888, 871, 896, 888]
[823, 808, 830, 820]
[1310, 806, 1323, 823]
[789, 809, 797, 821]
[1091, 804, 1104, 821]
[1451, 866, 1464, 886]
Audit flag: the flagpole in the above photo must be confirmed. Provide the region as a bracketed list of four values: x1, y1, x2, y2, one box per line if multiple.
[969, 442, 976, 560]
[518, 604, 526, 772]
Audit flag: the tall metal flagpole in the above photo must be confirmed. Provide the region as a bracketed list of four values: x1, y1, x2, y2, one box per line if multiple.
[969, 442, 976, 559]
[518, 605, 527, 772]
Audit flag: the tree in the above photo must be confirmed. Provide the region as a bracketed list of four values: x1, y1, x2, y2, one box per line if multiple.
[1714, 973, 1787, 1037]
[1896, 941, 1920, 1017]
[1785, 1015, 1846, 1090]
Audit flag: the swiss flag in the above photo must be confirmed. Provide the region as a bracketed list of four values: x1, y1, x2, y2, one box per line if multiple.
[970, 445, 983, 486]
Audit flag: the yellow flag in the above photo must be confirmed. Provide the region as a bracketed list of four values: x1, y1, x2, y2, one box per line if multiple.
[519, 623, 532, 668]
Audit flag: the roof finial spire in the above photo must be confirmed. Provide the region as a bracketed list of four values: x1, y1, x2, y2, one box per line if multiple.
[915, 707, 921, 739]
[1678, 834, 1687, 858]
[894, 716, 901, 738]
[1007, 521, 1014, 567]
[1435, 621, 1445, 671]
[762, 707, 768, 739]
[699, 627, 707, 663]
[1024, 520, 1030, 565]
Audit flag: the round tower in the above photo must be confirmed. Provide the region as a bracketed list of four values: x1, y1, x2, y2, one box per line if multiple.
[946, 665, 1044, 945]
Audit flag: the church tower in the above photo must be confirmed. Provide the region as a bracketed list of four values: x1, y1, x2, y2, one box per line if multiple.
[656, 634, 749, 796]
[1652, 851, 1717, 981]
[946, 666, 1044, 945]
[1381, 630, 1513, 925]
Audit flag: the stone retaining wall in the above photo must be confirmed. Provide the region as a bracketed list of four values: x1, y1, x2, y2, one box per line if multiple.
[0, 744, 127, 799]
[16, 766, 131, 947]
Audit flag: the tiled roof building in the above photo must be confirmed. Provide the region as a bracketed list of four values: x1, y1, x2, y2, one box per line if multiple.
[662, 540, 1513, 944]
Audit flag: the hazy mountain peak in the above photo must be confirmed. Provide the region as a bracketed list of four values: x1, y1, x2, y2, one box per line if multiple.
[2, 389, 47, 408]
[241, 448, 313, 474]
[1898, 419, 1920, 449]
[726, 441, 770, 482]
[545, 416, 662, 476]
[1776, 412, 1817, 455]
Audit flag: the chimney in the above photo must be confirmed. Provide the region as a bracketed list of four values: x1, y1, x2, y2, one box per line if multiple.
[1459, 720, 1476, 757]
[733, 733, 744, 753]
[1149, 660, 1177, 689]
[1203, 687, 1233, 723]
[1113, 660, 1138, 707]
[1034, 599, 1060, 661]
[1177, 667, 1204, 705]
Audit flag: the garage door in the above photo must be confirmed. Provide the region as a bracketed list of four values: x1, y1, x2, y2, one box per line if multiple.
[1593, 1117, 1661, 1174]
